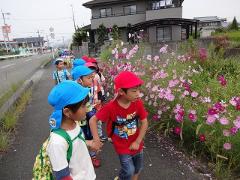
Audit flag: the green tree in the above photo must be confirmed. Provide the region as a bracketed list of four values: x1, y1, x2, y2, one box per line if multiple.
[111, 24, 120, 40]
[96, 24, 108, 46]
[229, 17, 239, 30]
[72, 27, 88, 47]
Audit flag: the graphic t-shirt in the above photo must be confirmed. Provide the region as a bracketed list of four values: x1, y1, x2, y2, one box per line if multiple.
[96, 99, 148, 155]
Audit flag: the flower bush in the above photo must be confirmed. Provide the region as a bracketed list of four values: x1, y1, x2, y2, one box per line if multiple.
[100, 41, 240, 178]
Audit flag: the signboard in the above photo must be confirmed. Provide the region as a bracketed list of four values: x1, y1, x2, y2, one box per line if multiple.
[2, 25, 11, 33]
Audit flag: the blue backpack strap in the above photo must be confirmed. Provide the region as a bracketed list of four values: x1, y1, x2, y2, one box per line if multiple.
[52, 129, 72, 162]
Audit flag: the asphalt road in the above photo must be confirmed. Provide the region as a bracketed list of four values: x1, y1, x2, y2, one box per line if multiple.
[0, 54, 52, 96]
[0, 64, 207, 180]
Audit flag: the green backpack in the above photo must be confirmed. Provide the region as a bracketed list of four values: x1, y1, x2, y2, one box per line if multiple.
[33, 129, 85, 180]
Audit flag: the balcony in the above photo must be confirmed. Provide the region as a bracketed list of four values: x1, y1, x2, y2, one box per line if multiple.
[146, 7, 182, 21]
[91, 11, 146, 29]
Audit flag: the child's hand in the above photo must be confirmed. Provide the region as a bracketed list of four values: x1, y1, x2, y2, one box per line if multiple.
[88, 139, 103, 151]
[129, 141, 140, 151]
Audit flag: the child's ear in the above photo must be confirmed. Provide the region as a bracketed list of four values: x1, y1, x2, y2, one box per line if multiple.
[77, 78, 83, 84]
[118, 89, 125, 95]
[63, 108, 72, 118]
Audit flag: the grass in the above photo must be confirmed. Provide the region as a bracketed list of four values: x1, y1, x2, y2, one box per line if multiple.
[0, 130, 9, 151]
[0, 88, 32, 151]
[0, 81, 23, 108]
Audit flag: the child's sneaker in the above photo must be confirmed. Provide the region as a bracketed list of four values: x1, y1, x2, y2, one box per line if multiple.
[100, 135, 108, 142]
[91, 157, 101, 168]
[113, 176, 119, 180]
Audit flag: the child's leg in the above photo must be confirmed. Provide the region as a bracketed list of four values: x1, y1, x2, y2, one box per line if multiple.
[131, 151, 144, 180]
[118, 154, 135, 180]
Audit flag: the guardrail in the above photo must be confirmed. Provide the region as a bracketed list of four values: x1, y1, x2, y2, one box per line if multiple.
[0, 54, 33, 60]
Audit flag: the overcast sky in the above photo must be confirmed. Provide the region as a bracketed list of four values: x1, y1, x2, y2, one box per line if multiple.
[1, 0, 240, 44]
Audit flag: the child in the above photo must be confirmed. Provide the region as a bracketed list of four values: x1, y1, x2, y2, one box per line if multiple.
[71, 65, 102, 168]
[47, 80, 102, 180]
[89, 71, 148, 180]
[72, 58, 86, 70]
[85, 62, 107, 142]
[53, 58, 71, 85]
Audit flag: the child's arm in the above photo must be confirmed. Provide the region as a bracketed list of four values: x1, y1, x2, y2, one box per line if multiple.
[89, 115, 102, 150]
[129, 118, 148, 150]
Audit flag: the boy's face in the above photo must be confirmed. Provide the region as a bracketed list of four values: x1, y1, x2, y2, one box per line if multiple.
[56, 61, 64, 70]
[77, 74, 93, 87]
[120, 86, 141, 102]
[65, 104, 87, 121]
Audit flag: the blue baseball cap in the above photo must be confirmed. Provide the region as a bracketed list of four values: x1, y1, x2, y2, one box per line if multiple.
[72, 58, 86, 69]
[71, 65, 94, 81]
[48, 80, 90, 130]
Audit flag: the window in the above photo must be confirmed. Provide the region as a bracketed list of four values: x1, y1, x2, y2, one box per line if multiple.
[151, 0, 173, 10]
[124, 5, 136, 15]
[157, 26, 172, 41]
[100, 8, 112, 18]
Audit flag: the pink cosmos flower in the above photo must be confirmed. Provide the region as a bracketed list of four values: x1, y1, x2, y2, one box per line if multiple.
[206, 115, 216, 125]
[223, 143, 232, 150]
[174, 127, 181, 135]
[199, 48, 207, 61]
[122, 48, 128, 54]
[165, 93, 175, 102]
[230, 127, 238, 135]
[223, 129, 230, 137]
[175, 114, 184, 123]
[188, 113, 197, 122]
[219, 117, 229, 125]
[233, 116, 240, 129]
[152, 114, 159, 121]
[147, 55, 152, 61]
[191, 91, 198, 98]
[159, 45, 168, 54]
[208, 108, 218, 115]
[154, 55, 160, 61]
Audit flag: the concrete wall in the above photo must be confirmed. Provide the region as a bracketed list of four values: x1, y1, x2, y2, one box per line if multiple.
[146, 7, 182, 21]
[91, 13, 146, 29]
[91, 1, 147, 29]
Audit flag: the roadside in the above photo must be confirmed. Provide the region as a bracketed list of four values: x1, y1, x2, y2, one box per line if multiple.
[0, 63, 209, 180]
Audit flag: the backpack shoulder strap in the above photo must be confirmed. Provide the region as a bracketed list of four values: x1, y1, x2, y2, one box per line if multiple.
[52, 129, 72, 162]
[64, 69, 68, 80]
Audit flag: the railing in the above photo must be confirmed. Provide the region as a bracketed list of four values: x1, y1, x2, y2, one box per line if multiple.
[92, 11, 146, 19]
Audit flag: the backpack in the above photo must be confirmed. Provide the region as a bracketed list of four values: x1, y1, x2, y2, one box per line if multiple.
[32, 129, 85, 180]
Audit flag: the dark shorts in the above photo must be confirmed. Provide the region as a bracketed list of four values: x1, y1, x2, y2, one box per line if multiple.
[118, 151, 144, 180]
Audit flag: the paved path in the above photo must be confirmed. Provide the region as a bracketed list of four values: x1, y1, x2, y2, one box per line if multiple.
[0, 64, 206, 180]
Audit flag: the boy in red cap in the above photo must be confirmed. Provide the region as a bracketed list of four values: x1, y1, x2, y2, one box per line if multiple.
[89, 71, 148, 180]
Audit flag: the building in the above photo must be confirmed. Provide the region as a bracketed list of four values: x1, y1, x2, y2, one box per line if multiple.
[194, 16, 227, 37]
[13, 37, 45, 51]
[83, 0, 198, 43]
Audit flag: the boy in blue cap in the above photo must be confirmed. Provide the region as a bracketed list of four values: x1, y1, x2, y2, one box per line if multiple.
[53, 58, 71, 85]
[72, 65, 102, 168]
[47, 80, 102, 180]
[72, 58, 86, 70]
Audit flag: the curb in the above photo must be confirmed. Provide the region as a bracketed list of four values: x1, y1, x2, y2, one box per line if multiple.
[0, 58, 51, 121]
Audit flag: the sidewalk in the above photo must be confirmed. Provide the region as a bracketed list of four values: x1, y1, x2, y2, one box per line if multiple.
[0, 64, 206, 180]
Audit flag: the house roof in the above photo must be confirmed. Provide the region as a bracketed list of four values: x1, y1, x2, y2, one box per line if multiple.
[83, 0, 135, 8]
[13, 37, 44, 43]
[194, 16, 227, 23]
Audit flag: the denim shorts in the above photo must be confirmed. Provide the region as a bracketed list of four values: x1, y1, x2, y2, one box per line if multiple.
[118, 151, 144, 180]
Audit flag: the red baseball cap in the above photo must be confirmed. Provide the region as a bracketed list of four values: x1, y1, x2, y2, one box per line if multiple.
[82, 55, 89, 62]
[85, 62, 97, 68]
[114, 71, 144, 91]
[87, 57, 97, 63]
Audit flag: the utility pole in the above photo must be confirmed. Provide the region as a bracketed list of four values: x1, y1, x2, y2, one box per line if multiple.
[37, 30, 43, 54]
[70, 4, 77, 32]
[1, 10, 10, 53]
[62, 36, 65, 48]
